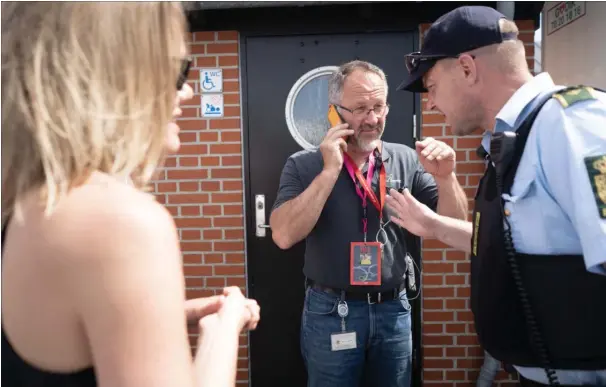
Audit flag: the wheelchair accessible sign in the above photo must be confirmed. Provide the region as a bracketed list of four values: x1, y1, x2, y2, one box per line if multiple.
[201, 68, 223, 92]
[200, 68, 223, 118]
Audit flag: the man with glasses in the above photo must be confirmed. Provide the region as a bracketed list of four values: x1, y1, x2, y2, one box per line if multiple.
[270, 60, 468, 387]
[390, 5, 606, 387]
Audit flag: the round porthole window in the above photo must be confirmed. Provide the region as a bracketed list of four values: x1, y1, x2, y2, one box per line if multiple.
[285, 66, 339, 150]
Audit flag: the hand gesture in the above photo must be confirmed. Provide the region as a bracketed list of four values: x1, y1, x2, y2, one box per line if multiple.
[385, 188, 439, 238]
[243, 298, 261, 331]
[208, 286, 260, 333]
[185, 295, 225, 324]
[319, 123, 354, 174]
[415, 137, 456, 178]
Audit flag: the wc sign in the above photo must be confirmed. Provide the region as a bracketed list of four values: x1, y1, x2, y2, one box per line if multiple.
[200, 68, 223, 92]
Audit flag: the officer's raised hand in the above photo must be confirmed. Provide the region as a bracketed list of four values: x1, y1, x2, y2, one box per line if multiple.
[319, 123, 354, 174]
[415, 137, 456, 177]
[386, 188, 439, 238]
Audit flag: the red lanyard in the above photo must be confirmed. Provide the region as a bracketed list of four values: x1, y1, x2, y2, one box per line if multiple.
[343, 149, 386, 238]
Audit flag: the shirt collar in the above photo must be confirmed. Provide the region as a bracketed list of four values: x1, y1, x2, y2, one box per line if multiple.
[481, 72, 556, 154]
[380, 141, 392, 162]
[495, 72, 556, 129]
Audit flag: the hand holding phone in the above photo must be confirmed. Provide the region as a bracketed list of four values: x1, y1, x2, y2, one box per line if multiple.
[321, 105, 353, 174]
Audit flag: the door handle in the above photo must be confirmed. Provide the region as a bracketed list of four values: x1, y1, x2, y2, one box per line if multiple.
[255, 194, 271, 237]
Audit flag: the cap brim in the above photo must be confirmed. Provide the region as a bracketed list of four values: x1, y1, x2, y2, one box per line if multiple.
[396, 61, 435, 93]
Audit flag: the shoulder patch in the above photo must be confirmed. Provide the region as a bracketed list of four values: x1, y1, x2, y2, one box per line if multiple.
[584, 154, 606, 219]
[553, 86, 597, 108]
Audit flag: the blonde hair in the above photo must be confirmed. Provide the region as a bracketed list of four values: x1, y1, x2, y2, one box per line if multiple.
[465, 18, 528, 75]
[494, 19, 527, 73]
[499, 18, 520, 35]
[1, 2, 187, 224]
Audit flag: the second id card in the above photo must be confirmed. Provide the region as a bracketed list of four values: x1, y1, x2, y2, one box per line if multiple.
[350, 242, 382, 286]
[331, 332, 357, 351]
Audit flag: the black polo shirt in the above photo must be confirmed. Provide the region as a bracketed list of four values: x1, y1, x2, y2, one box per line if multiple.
[272, 141, 438, 292]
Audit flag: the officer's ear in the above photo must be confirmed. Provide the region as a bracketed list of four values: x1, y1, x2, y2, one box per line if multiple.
[457, 53, 478, 87]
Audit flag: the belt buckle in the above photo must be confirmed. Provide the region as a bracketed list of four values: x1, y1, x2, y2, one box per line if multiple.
[367, 292, 381, 304]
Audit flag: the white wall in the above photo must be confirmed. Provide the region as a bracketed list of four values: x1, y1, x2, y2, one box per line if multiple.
[542, 1, 606, 88]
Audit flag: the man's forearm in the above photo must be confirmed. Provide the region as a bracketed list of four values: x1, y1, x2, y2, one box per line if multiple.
[270, 169, 339, 249]
[435, 172, 468, 220]
[431, 214, 473, 253]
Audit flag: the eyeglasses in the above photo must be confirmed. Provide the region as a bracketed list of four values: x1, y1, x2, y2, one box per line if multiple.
[404, 52, 475, 74]
[335, 103, 389, 118]
[176, 56, 193, 91]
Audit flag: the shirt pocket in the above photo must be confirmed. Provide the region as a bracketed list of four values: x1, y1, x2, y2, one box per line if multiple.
[502, 169, 541, 250]
[504, 169, 536, 204]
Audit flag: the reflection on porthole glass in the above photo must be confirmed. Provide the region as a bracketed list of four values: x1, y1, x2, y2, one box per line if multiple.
[292, 75, 331, 148]
[285, 66, 338, 150]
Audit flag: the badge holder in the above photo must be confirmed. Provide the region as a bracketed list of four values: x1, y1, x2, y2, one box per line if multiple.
[350, 241, 382, 286]
[343, 151, 386, 287]
[330, 292, 357, 351]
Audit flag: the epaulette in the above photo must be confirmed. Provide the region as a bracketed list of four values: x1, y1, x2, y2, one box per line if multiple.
[552, 85, 597, 108]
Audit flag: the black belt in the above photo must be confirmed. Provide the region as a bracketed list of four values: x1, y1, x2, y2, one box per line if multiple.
[306, 279, 405, 304]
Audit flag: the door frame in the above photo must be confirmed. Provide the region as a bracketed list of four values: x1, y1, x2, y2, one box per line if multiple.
[239, 23, 423, 387]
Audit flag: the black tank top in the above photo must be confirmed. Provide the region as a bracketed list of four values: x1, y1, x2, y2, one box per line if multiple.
[1, 221, 97, 386]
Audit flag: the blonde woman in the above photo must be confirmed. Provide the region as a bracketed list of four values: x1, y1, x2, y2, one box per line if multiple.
[1, 2, 259, 387]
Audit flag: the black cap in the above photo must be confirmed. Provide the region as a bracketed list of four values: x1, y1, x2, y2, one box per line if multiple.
[397, 6, 517, 93]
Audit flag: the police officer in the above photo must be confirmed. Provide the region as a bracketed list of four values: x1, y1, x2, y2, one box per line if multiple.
[387, 5, 606, 387]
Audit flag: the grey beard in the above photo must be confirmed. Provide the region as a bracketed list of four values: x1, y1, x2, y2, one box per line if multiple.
[357, 138, 378, 152]
[352, 130, 382, 152]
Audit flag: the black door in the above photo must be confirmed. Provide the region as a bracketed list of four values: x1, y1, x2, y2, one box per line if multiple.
[242, 32, 420, 387]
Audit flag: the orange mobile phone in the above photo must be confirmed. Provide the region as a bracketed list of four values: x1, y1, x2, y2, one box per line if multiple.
[328, 104, 350, 142]
[328, 104, 342, 127]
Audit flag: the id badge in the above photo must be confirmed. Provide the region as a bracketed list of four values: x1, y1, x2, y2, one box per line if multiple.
[330, 332, 357, 351]
[350, 242, 382, 286]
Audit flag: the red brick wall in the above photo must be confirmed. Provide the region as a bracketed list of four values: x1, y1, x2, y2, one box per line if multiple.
[152, 31, 250, 384]
[419, 20, 536, 387]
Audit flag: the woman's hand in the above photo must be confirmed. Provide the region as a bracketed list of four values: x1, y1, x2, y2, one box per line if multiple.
[185, 295, 225, 324]
[243, 298, 260, 331]
[220, 286, 260, 332]
[197, 287, 260, 334]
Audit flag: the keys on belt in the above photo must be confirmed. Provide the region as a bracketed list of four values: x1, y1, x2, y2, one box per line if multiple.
[308, 280, 404, 304]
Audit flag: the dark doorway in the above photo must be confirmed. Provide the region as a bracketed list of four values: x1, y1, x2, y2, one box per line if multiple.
[242, 32, 420, 387]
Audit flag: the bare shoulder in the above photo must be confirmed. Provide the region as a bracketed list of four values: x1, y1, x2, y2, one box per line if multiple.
[42, 174, 194, 387]
[69, 173, 174, 230]
[46, 173, 179, 266]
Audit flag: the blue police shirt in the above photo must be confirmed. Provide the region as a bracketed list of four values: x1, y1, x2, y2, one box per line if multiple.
[481, 72, 606, 385]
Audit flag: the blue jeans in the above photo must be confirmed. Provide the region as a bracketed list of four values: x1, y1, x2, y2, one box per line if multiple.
[300, 286, 413, 387]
